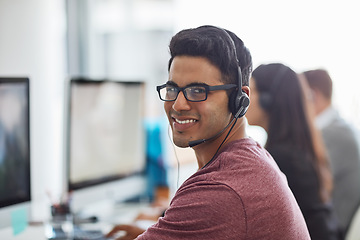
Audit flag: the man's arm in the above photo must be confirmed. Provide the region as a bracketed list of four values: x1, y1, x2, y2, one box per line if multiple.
[138, 181, 246, 239]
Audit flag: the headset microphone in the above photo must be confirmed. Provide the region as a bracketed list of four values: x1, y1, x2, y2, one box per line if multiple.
[188, 115, 238, 148]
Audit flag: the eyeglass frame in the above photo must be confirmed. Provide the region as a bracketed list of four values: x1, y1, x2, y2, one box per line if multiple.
[156, 83, 237, 102]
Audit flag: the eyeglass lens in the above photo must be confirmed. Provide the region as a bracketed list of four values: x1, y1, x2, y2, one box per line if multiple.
[160, 85, 207, 102]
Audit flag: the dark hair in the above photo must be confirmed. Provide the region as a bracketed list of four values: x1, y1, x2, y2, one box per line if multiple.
[252, 63, 333, 203]
[168, 25, 252, 87]
[303, 69, 333, 100]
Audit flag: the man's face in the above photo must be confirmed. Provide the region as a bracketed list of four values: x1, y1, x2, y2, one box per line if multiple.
[165, 56, 232, 148]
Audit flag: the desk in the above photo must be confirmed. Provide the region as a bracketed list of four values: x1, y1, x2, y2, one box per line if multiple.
[0, 202, 154, 240]
[0, 224, 45, 240]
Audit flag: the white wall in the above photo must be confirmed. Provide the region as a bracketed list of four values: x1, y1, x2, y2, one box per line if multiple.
[173, 0, 360, 129]
[0, 0, 67, 220]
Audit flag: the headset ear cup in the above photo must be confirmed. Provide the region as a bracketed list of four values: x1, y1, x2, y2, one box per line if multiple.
[237, 92, 250, 118]
[256, 64, 288, 111]
[259, 93, 272, 110]
[229, 91, 250, 118]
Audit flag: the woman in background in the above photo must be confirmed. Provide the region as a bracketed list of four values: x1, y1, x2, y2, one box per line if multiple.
[246, 63, 340, 239]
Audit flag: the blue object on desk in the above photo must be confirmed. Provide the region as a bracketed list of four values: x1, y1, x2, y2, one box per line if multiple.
[145, 118, 169, 201]
[10, 207, 28, 235]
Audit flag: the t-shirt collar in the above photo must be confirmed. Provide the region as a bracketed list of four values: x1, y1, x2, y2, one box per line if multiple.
[315, 106, 339, 130]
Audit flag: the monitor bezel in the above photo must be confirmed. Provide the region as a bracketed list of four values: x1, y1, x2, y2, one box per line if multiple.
[0, 77, 31, 229]
[0, 77, 31, 208]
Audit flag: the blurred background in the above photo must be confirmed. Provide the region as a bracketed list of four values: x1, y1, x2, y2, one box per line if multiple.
[0, 0, 359, 221]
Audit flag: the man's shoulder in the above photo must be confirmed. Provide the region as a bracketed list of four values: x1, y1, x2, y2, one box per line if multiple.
[221, 138, 271, 159]
[206, 139, 289, 194]
[222, 138, 277, 168]
[320, 107, 357, 134]
[322, 118, 359, 144]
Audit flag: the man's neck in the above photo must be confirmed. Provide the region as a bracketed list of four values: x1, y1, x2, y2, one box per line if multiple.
[315, 97, 331, 116]
[194, 118, 247, 169]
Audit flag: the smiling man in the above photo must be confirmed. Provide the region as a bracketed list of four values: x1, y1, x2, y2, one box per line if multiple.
[107, 25, 311, 240]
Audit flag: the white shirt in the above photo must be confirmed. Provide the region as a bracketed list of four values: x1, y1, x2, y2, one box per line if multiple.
[315, 106, 339, 130]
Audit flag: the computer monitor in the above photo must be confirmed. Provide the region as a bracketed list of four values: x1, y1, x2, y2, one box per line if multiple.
[65, 78, 147, 213]
[0, 77, 31, 229]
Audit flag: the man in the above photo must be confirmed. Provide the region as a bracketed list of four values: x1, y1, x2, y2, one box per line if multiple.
[107, 25, 310, 239]
[303, 69, 360, 238]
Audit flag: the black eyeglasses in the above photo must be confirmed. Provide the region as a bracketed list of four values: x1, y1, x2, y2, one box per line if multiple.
[156, 83, 237, 102]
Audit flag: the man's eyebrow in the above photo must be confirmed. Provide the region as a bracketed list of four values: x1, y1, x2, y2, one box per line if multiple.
[166, 80, 178, 87]
[187, 82, 209, 87]
[165, 81, 209, 87]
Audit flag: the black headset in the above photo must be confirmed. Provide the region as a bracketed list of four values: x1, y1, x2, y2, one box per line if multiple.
[258, 65, 288, 110]
[219, 28, 250, 119]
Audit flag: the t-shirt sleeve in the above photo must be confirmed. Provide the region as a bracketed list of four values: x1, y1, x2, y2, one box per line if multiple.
[137, 181, 247, 240]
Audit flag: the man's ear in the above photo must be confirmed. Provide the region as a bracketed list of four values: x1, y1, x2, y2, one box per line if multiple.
[311, 88, 323, 104]
[242, 86, 250, 98]
[311, 88, 330, 115]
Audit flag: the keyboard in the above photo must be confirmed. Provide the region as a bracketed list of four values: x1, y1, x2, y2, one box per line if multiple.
[47, 226, 107, 240]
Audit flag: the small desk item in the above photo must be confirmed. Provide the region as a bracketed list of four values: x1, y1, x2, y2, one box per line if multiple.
[10, 208, 28, 236]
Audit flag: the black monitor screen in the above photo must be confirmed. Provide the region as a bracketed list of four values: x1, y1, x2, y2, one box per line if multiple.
[0, 77, 31, 208]
[67, 79, 146, 191]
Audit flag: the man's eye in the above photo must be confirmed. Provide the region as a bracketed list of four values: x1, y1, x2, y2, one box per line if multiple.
[190, 87, 206, 94]
[166, 86, 177, 92]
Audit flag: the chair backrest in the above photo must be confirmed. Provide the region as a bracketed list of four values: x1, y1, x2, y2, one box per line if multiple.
[346, 203, 360, 240]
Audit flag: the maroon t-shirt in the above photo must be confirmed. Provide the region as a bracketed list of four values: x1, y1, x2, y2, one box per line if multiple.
[138, 138, 310, 239]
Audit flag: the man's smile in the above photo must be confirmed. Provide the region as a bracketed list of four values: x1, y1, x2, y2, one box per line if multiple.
[174, 118, 197, 124]
[171, 116, 198, 132]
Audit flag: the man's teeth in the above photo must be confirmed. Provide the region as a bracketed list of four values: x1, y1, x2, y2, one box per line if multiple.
[175, 119, 196, 124]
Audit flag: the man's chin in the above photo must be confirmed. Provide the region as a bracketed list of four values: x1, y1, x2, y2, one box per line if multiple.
[173, 140, 191, 148]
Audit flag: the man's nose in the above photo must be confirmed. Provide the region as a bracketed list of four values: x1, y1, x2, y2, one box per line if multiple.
[172, 91, 191, 112]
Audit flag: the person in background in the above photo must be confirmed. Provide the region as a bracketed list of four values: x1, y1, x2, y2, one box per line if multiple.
[106, 26, 311, 239]
[302, 69, 360, 238]
[246, 63, 340, 239]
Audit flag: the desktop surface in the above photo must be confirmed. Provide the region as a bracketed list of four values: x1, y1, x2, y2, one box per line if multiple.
[0, 201, 155, 240]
